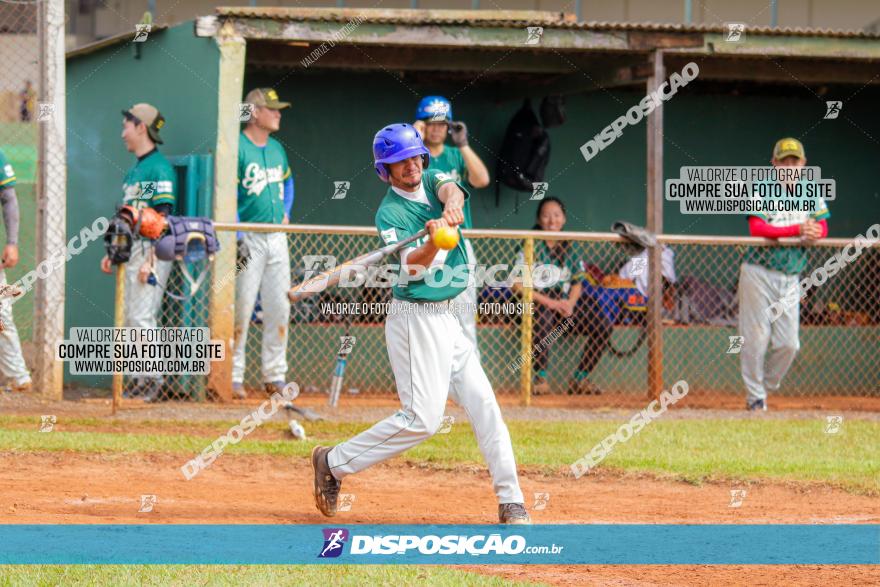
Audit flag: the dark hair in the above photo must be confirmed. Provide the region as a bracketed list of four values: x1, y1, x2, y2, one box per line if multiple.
[532, 196, 569, 255]
[123, 111, 143, 126]
[532, 196, 566, 230]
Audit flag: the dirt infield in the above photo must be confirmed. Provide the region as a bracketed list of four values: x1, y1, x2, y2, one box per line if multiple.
[1, 451, 877, 586]
[4, 391, 880, 425]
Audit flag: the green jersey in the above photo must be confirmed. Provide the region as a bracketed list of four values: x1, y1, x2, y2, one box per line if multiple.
[375, 169, 470, 302]
[237, 132, 291, 224]
[427, 145, 474, 229]
[743, 182, 830, 275]
[0, 149, 16, 189]
[515, 240, 581, 296]
[121, 149, 176, 211]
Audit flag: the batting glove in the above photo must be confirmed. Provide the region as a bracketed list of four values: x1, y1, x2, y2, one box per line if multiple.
[449, 121, 469, 148]
[237, 238, 250, 268]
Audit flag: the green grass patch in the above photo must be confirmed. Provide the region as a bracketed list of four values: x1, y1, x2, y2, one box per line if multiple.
[0, 564, 537, 586]
[0, 416, 877, 494]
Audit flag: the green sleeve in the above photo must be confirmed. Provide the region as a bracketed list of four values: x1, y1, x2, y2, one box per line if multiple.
[0, 151, 16, 189]
[149, 163, 176, 207]
[281, 146, 291, 180]
[427, 168, 470, 203]
[376, 208, 419, 251]
[811, 198, 830, 221]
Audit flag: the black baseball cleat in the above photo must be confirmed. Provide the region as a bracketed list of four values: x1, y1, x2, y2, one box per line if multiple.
[746, 398, 767, 412]
[311, 446, 341, 517]
[498, 503, 532, 525]
[265, 380, 299, 399]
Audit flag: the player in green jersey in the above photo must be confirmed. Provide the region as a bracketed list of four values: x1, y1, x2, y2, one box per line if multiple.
[0, 149, 32, 391]
[311, 124, 529, 525]
[412, 96, 490, 359]
[100, 103, 176, 402]
[232, 88, 294, 399]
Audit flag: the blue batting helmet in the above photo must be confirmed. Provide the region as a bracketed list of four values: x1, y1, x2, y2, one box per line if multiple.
[372, 123, 430, 183]
[415, 96, 453, 122]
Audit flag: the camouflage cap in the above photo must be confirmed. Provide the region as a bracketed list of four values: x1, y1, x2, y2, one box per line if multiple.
[244, 88, 291, 110]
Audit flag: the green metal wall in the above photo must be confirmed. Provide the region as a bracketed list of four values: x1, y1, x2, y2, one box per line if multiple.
[65, 21, 219, 386]
[62, 28, 879, 391]
[249, 67, 879, 238]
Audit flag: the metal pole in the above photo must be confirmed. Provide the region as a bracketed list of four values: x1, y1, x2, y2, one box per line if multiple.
[112, 264, 125, 414]
[520, 237, 534, 406]
[770, 0, 778, 27]
[645, 49, 665, 400]
[575, 0, 582, 21]
[684, 0, 693, 24]
[34, 0, 67, 400]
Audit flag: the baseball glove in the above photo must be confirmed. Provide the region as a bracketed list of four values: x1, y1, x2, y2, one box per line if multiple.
[138, 207, 167, 240]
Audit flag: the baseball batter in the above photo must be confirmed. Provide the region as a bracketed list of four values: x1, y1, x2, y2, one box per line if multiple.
[739, 138, 829, 411]
[232, 88, 294, 399]
[100, 104, 175, 402]
[0, 148, 32, 391]
[311, 124, 529, 525]
[413, 96, 489, 358]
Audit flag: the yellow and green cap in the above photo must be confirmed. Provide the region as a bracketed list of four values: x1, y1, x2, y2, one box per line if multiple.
[772, 137, 806, 161]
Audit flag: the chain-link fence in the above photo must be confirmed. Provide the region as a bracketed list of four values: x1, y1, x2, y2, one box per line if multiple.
[118, 246, 215, 403]
[116, 222, 880, 408]
[162, 224, 878, 410]
[0, 0, 66, 396]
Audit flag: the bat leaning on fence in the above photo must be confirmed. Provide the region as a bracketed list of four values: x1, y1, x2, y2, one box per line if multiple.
[287, 228, 428, 303]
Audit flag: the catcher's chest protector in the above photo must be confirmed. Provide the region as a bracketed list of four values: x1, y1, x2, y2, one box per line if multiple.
[155, 216, 220, 262]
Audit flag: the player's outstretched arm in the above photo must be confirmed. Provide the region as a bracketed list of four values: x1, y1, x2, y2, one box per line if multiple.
[402, 219, 446, 276]
[437, 182, 465, 227]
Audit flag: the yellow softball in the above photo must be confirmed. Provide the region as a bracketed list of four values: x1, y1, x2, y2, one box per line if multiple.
[432, 226, 460, 250]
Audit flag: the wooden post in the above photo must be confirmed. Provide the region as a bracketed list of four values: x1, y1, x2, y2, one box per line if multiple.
[519, 236, 534, 406]
[33, 0, 67, 400]
[207, 22, 246, 402]
[646, 49, 665, 400]
[112, 264, 125, 414]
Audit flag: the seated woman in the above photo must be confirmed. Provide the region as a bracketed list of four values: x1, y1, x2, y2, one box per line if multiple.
[512, 197, 612, 395]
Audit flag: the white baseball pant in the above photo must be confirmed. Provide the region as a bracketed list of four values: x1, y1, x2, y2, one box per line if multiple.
[738, 262, 801, 404]
[232, 231, 291, 384]
[124, 243, 171, 382]
[327, 298, 524, 505]
[0, 269, 30, 385]
[452, 238, 480, 361]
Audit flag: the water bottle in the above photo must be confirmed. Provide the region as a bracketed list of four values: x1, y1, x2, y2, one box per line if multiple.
[289, 419, 307, 440]
[328, 356, 346, 408]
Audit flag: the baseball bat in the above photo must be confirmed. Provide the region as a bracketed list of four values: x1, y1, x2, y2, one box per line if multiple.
[288, 228, 428, 303]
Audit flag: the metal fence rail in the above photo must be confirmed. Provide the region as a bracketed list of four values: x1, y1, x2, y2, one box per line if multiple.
[135, 223, 880, 408]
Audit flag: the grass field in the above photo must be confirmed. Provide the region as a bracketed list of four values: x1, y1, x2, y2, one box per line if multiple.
[1, 413, 877, 586]
[0, 564, 541, 586]
[0, 415, 877, 494]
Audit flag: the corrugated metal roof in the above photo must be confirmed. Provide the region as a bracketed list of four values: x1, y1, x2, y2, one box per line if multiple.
[214, 7, 880, 39]
[67, 24, 169, 59]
